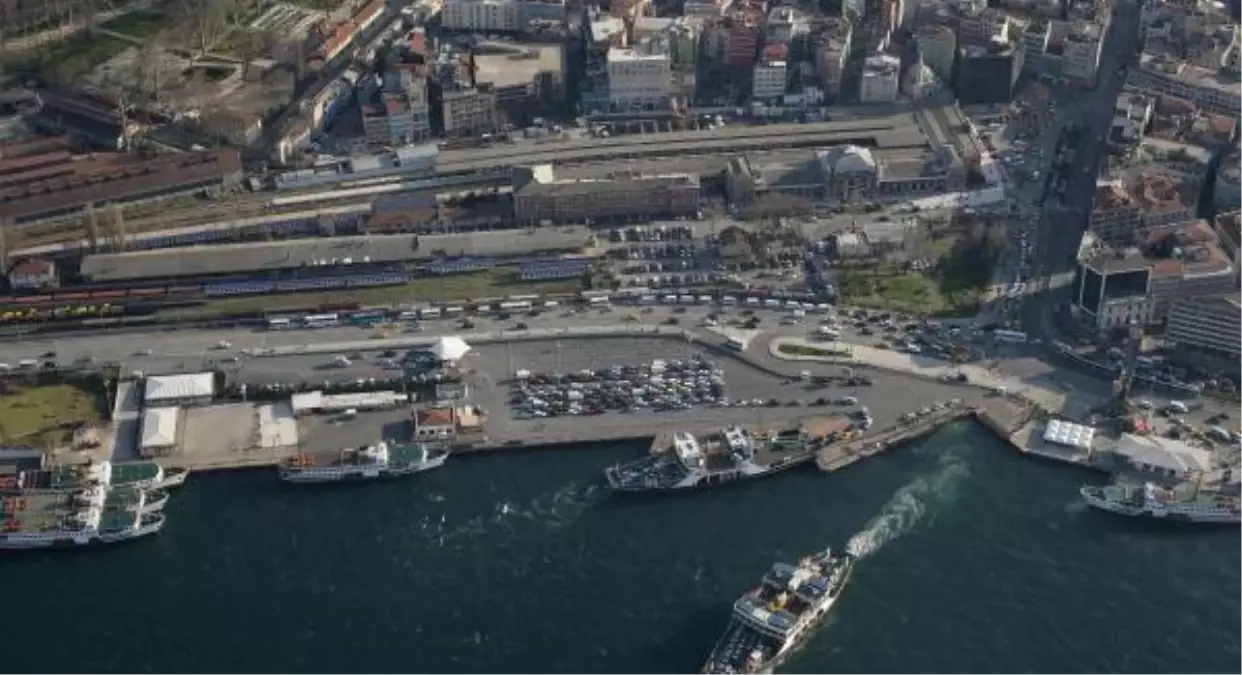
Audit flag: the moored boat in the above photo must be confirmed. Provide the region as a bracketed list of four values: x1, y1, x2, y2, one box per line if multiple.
[0, 460, 188, 494]
[703, 547, 854, 674]
[0, 494, 165, 550]
[1081, 481, 1240, 525]
[606, 421, 852, 492]
[279, 441, 449, 483]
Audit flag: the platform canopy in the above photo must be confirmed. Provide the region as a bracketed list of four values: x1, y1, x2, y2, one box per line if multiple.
[429, 336, 470, 362]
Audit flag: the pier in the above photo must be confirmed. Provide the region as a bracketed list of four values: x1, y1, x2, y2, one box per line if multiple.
[815, 397, 1046, 473]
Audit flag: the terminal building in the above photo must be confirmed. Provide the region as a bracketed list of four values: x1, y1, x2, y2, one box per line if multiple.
[512, 164, 699, 224]
[1070, 221, 1236, 334]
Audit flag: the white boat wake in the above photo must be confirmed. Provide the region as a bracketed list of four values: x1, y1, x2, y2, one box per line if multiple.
[845, 453, 970, 559]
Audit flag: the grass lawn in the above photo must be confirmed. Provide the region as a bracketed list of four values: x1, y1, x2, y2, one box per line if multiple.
[99, 10, 168, 38]
[163, 268, 586, 319]
[838, 267, 979, 317]
[778, 343, 852, 358]
[0, 384, 103, 448]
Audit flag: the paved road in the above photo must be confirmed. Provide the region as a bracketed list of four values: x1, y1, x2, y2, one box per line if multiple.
[1023, 0, 1142, 346]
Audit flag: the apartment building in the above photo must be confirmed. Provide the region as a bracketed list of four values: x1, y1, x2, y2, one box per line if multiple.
[1167, 293, 1241, 365]
[441, 85, 499, 136]
[752, 44, 789, 100]
[916, 24, 958, 83]
[860, 55, 901, 103]
[607, 39, 673, 110]
[1088, 183, 1143, 245]
[440, 0, 566, 33]
[1128, 13, 1242, 119]
[817, 36, 851, 98]
[1062, 24, 1104, 86]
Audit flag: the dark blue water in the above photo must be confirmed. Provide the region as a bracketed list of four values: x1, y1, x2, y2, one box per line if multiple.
[3, 422, 1238, 673]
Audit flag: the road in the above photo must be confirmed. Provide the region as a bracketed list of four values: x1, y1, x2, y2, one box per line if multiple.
[1022, 0, 1142, 345]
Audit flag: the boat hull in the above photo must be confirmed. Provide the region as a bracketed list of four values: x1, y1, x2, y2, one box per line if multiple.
[0, 514, 165, 550]
[704, 558, 854, 674]
[279, 453, 449, 484]
[1081, 489, 1241, 525]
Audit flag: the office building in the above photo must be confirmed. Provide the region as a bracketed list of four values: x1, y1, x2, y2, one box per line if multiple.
[954, 39, 1022, 104]
[607, 38, 673, 110]
[860, 55, 901, 103]
[1071, 221, 1236, 333]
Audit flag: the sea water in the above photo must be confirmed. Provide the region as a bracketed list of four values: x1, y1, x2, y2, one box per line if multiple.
[2, 423, 1238, 673]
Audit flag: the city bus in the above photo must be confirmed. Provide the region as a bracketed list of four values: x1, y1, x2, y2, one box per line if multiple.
[266, 317, 293, 330]
[348, 310, 386, 325]
[993, 329, 1028, 344]
[302, 313, 340, 329]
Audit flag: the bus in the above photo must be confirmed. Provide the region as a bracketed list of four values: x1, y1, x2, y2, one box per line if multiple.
[588, 295, 611, 306]
[348, 310, 386, 325]
[993, 329, 1028, 343]
[500, 300, 533, 312]
[302, 313, 340, 329]
[726, 336, 746, 351]
[266, 317, 293, 330]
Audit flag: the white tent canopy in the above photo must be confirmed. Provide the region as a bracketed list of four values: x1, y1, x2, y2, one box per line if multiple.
[144, 372, 216, 404]
[140, 407, 180, 448]
[430, 336, 471, 362]
[1043, 419, 1095, 450]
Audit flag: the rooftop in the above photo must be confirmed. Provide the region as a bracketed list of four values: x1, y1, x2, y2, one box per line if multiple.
[471, 41, 565, 91]
[0, 150, 242, 223]
[80, 227, 594, 281]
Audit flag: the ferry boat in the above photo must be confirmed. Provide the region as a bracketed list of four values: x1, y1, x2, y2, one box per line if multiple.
[1, 485, 169, 516]
[0, 460, 188, 494]
[0, 496, 165, 550]
[703, 547, 855, 674]
[1081, 482, 1240, 525]
[279, 441, 449, 483]
[605, 423, 842, 492]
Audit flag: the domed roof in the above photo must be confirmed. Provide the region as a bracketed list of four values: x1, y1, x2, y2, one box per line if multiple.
[834, 145, 876, 174]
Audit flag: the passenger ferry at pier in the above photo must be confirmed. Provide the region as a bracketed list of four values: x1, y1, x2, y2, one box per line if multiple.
[279, 441, 449, 483]
[0, 495, 166, 550]
[1081, 482, 1240, 525]
[703, 547, 855, 674]
[605, 422, 848, 492]
[41, 482, 170, 514]
[0, 460, 189, 494]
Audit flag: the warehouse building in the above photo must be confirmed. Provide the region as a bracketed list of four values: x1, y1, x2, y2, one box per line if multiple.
[143, 373, 217, 407]
[139, 407, 182, 458]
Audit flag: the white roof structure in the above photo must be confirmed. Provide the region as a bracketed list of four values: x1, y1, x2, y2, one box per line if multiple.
[1112, 434, 1211, 475]
[144, 372, 216, 404]
[140, 407, 180, 448]
[430, 336, 471, 361]
[1043, 419, 1096, 450]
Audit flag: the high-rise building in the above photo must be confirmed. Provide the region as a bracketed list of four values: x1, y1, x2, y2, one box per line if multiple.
[954, 39, 1022, 104]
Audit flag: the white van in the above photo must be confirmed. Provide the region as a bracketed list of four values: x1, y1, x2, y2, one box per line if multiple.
[744, 297, 761, 307]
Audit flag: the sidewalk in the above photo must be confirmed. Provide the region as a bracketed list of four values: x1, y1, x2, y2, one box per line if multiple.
[769, 337, 1068, 412]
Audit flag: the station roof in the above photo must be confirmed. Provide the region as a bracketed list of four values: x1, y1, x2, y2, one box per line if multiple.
[80, 227, 594, 280]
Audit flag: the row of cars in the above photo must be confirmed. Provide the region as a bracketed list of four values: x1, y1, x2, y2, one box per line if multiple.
[509, 359, 727, 417]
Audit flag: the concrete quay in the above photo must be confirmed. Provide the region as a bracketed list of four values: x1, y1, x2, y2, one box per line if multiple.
[816, 404, 977, 473]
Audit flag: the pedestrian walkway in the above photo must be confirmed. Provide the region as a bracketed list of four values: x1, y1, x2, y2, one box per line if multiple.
[768, 337, 1069, 412]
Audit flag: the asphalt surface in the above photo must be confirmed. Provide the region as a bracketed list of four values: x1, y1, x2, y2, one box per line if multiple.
[1022, 1, 1142, 344]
